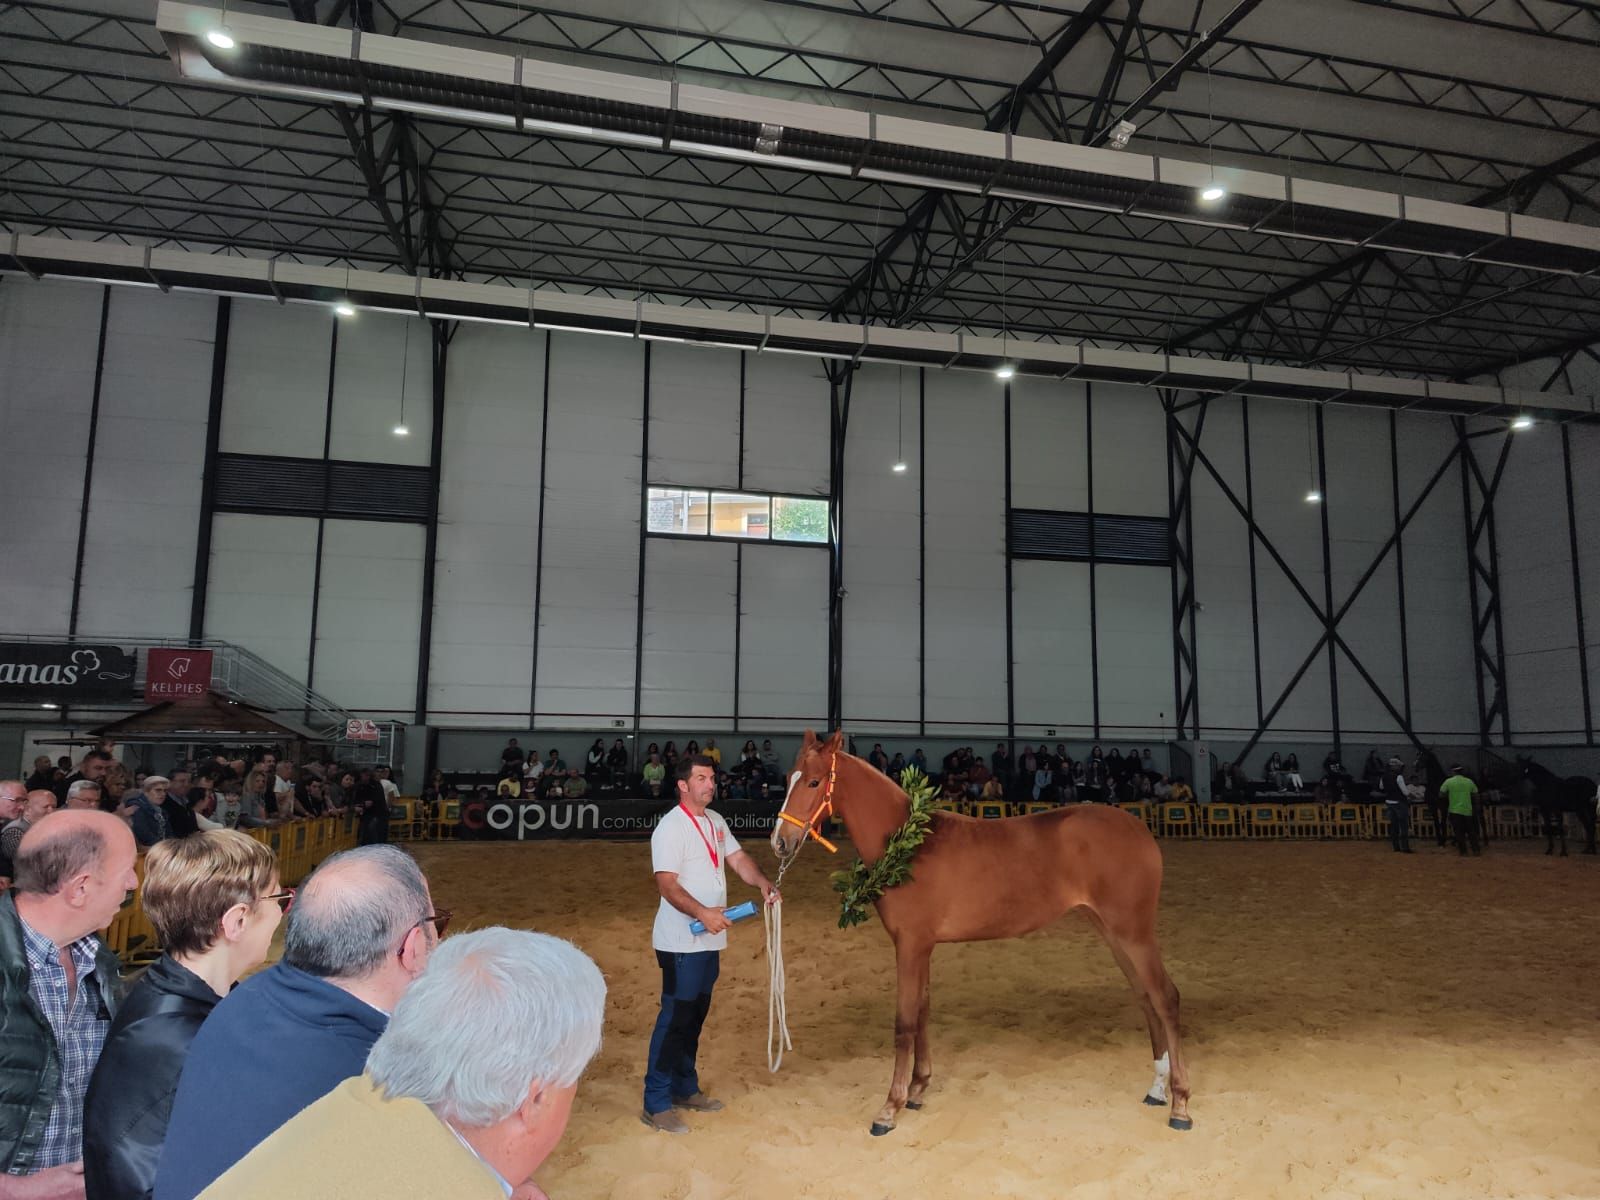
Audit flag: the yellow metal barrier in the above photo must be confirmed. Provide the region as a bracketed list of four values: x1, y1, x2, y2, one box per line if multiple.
[104, 816, 353, 966]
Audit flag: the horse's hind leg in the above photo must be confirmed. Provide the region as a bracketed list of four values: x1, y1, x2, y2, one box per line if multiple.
[1124, 940, 1191, 1130]
[1086, 912, 1169, 1105]
[871, 939, 931, 1136]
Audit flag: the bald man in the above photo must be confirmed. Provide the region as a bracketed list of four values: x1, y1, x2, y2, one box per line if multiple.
[0, 790, 59, 886]
[0, 811, 136, 1197]
[0, 781, 24, 825]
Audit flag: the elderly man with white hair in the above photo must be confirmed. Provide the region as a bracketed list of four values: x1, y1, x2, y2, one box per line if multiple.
[62, 781, 102, 812]
[197, 927, 606, 1200]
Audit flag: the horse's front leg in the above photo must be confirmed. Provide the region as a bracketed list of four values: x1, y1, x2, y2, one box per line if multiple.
[871, 941, 931, 1136]
[906, 974, 932, 1110]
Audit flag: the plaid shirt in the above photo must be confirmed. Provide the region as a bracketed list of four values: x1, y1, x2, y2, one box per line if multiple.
[17, 916, 110, 1169]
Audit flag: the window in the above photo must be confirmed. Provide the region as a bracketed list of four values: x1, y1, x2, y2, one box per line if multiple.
[647, 487, 708, 535]
[647, 487, 829, 545]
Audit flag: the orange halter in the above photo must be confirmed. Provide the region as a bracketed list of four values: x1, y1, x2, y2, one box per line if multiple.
[775, 751, 839, 854]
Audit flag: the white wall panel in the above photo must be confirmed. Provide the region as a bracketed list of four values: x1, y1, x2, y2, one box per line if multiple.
[841, 365, 921, 730]
[535, 332, 644, 724]
[429, 325, 545, 726]
[1187, 399, 1257, 737]
[220, 300, 330, 456]
[204, 514, 318, 683]
[1011, 560, 1094, 735]
[739, 543, 828, 730]
[922, 371, 1006, 730]
[1395, 413, 1475, 739]
[1569, 424, 1600, 740]
[328, 313, 431, 466]
[1324, 406, 1404, 740]
[648, 343, 740, 487]
[1096, 564, 1175, 739]
[1089, 382, 1166, 517]
[640, 539, 736, 721]
[76, 289, 216, 639]
[1494, 427, 1584, 739]
[742, 352, 828, 496]
[312, 520, 425, 716]
[1009, 375, 1087, 511]
[0, 280, 101, 634]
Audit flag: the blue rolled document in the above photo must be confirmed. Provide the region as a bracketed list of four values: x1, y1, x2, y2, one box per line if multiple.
[688, 899, 758, 935]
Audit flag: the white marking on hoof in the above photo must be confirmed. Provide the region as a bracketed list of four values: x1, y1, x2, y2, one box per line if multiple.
[1145, 1052, 1170, 1104]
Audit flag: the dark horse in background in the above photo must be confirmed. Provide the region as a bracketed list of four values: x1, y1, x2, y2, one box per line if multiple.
[1516, 756, 1598, 856]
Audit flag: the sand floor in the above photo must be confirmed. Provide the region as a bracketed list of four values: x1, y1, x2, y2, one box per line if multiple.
[404, 835, 1600, 1200]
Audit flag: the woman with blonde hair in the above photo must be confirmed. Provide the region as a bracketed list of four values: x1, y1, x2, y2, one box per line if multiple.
[83, 830, 287, 1200]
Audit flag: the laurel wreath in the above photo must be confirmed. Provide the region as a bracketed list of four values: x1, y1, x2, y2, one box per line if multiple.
[830, 766, 938, 929]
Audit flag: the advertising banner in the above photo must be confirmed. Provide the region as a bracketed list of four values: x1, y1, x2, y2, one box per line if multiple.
[145, 648, 214, 701]
[458, 797, 781, 842]
[0, 642, 137, 703]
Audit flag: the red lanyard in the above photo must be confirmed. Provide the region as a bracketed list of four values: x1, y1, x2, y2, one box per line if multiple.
[679, 803, 719, 868]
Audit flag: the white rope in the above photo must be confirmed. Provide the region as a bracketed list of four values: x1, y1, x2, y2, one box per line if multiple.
[763, 895, 792, 1073]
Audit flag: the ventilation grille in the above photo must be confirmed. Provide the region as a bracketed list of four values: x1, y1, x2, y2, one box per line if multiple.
[214, 454, 432, 522]
[1009, 508, 1170, 566]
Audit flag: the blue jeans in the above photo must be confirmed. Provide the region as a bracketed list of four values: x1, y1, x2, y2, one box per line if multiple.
[643, 950, 720, 1114]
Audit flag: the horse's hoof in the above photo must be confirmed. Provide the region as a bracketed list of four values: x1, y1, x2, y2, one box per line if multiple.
[1143, 1095, 1166, 1106]
[905, 1100, 923, 1110]
[1168, 1116, 1194, 1131]
[869, 1122, 894, 1137]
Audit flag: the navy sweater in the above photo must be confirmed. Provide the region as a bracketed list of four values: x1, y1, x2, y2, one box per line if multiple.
[151, 962, 387, 1200]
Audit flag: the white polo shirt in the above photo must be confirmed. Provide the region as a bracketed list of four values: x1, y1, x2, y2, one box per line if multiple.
[652, 804, 742, 953]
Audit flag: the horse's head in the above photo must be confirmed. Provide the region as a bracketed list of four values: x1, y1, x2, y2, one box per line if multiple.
[771, 728, 845, 861]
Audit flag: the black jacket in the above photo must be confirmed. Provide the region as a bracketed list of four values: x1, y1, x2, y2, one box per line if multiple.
[83, 955, 220, 1200]
[0, 891, 124, 1174]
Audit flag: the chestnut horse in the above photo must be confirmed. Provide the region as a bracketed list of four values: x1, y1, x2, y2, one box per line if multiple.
[771, 731, 1191, 1135]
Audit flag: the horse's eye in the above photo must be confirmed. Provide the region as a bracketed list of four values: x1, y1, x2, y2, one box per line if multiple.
[807, 779, 820, 788]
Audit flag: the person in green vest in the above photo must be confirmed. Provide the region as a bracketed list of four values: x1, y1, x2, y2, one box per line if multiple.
[1439, 766, 1480, 856]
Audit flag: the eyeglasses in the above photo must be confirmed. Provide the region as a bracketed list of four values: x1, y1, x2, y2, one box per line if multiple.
[262, 889, 295, 914]
[397, 908, 452, 960]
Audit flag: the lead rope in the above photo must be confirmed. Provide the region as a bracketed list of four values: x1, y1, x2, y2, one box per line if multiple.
[764, 855, 795, 1072]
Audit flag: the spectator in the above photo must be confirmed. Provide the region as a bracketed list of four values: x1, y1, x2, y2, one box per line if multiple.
[271, 761, 295, 806]
[294, 777, 328, 818]
[1, 788, 61, 879]
[1284, 753, 1304, 791]
[54, 749, 114, 806]
[910, 748, 928, 775]
[565, 769, 589, 800]
[521, 754, 544, 794]
[0, 779, 25, 827]
[1382, 756, 1412, 854]
[868, 743, 889, 773]
[703, 738, 722, 767]
[0, 811, 138, 1186]
[584, 739, 606, 788]
[1141, 748, 1156, 775]
[642, 752, 666, 798]
[152, 845, 443, 1200]
[195, 928, 604, 1200]
[545, 748, 565, 774]
[1169, 776, 1195, 803]
[980, 774, 1005, 803]
[499, 739, 525, 771]
[1439, 764, 1481, 857]
[328, 769, 356, 814]
[64, 779, 103, 812]
[496, 770, 523, 800]
[351, 768, 389, 846]
[761, 739, 781, 783]
[238, 770, 274, 828]
[607, 739, 630, 787]
[83, 830, 284, 1200]
[23, 757, 55, 792]
[887, 752, 906, 777]
[376, 765, 401, 804]
[661, 742, 679, 779]
[1263, 752, 1285, 789]
[968, 758, 991, 799]
[683, 739, 701, 760]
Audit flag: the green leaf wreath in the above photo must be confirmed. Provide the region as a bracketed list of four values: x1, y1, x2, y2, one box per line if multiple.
[830, 766, 938, 929]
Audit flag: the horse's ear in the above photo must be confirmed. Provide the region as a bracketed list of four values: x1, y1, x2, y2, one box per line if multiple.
[824, 729, 845, 752]
[802, 728, 818, 749]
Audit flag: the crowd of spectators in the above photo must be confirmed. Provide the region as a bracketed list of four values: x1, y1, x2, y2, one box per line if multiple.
[483, 737, 789, 804]
[0, 804, 602, 1200]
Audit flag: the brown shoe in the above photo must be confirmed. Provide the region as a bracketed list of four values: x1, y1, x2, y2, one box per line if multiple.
[640, 1108, 689, 1134]
[671, 1092, 724, 1112]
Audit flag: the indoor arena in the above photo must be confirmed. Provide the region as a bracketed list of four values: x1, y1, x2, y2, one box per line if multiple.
[2, 1, 1598, 1198]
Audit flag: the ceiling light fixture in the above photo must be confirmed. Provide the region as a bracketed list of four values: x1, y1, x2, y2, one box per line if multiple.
[334, 301, 356, 318]
[206, 27, 235, 49]
[1305, 489, 1322, 504]
[893, 366, 908, 473]
[1510, 414, 1534, 430]
[1200, 183, 1226, 202]
[995, 363, 1016, 380]
[40, 703, 60, 710]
